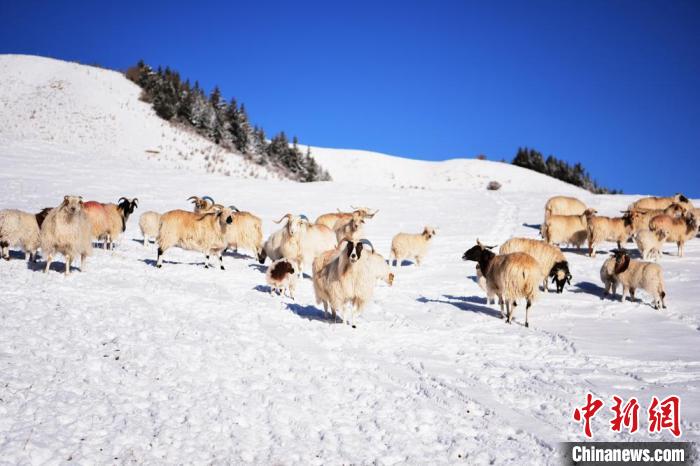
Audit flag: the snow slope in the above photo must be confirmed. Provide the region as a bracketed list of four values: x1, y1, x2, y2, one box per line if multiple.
[1, 55, 699, 464]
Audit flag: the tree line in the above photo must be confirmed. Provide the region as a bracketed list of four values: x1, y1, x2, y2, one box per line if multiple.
[512, 147, 620, 194]
[125, 61, 330, 182]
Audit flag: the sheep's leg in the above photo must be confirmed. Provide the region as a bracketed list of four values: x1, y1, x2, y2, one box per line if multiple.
[64, 255, 71, 276]
[289, 284, 295, 300]
[80, 254, 87, 272]
[542, 277, 548, 293]
[218, 253, 225, 271]
[44, 253, 52, 273]
[661, 289, 667, 309]
[505, 300, 513, 324]
[629, 288, 636, 302]
[525, 299, 531, 328]
[621, 286, 627, 302]
[415, 255, 421, 266]
[678, 241, 683, 258]
[156, 247, 164, 268]
[1, 243, 8, 260]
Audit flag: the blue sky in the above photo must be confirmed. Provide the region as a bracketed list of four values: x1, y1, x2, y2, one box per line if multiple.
[2, 0, 699, 196]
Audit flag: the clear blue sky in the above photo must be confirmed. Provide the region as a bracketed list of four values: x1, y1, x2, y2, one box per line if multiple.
[2, 0, 699, 196]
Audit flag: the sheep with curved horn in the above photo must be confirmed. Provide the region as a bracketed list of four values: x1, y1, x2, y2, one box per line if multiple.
[83, 196, 139, 250]
[312, 238, 393, 327]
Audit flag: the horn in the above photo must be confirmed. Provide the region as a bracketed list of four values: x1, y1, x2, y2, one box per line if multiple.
[229, 205, 240, 212]
[359, 239, 375, 253]
[118, 196, 128, 203]
[188, 196, 200, 203]
[211, 203, 225, 211]
[202, 195, 215, 203]
[132, 198, 139, 206]
[273, 213, 293, 224]
[299, 214, 309, 221]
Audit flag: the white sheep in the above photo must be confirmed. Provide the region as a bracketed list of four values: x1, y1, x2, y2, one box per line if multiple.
[83, 197, 139, 249]
[462, 240, 543, 327]
[389, 226, 437, 267]
[333, 210, 365, 243]
[544, 196, 587, 220]
[156, 208, 235, 269]
[315, 206, 378, 229]
[139, 210, 161, 246]
[260, 213, 337, 275]
[188, 195, 216, 213]
[634, 229, 669, 261]
[605, 250, 667, 309]
[498, 237, 571, 293]
[265, 259, 298, 299]
[585, 210, 633, 257]
[40, 196, 92, 275]
[312, 239, 393, 327]
[649, 211, 698, 257]
[629, 193, 694, 211]
[0, 209, 42, 262]
[542, 209, 593, 249]
[221, 205, 264, 261]
[599, 256, 618, 299]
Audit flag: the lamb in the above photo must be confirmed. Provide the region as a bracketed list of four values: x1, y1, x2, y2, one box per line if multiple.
[634, 229, 669, 261]
[265, 259, 298, 299]
[221, 205, 264, 261]
[0, 209, 42, 261]
[498, 237, 571, 293]
[544, 196, 587, 220]
[629, 193, 694, 211]
[333, 210, 365, 242]
[462, 239, 544, 327]
[389, 226, 437, 267]
[83, 197, 139, 249]
[188, 195, 216, 213]
[139, 211, 161, 246]
[259, 213, 337, 275]
[312, 239, 394, 327]
[542, 209, 594, 249]
[605, 249, 667, 309]
[40, 196, 92, 275]
[649, 211, 698, 257]
[155, 207, 235, 269]
[599, 256, 618, 300]
[315, 206, 378, 229]
[585, 210, 634, 257]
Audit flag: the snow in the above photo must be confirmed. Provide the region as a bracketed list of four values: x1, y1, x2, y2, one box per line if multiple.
[1, 54, 699, 464]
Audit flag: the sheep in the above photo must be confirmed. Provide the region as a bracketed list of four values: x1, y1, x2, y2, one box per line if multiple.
[221, 205, 264, 261]
[312, 239, 393, 327]
[259, 213, 337, 275]
[462, 239, 543, 327]
[333, 210, 366, 242]
[83, 197, 139, 250]
[498, 237, 571, 293]
[584, 209, 634, 257]
[188, 195, 216, 213]
[40, 196, 92, 275]
[649, 211, 698, 257]
[265, 259, 298, 299]
[315, 206, 378, 229]
[542, 209, 594, 249]
[605, 249, 667, 309]
[629, 193, 694, 211]
[0, 209, 42, 262]
[139, 211, 161, 246]
[634, 229, 669, 261]
[389, 226, 437, 267]
[622, 203, 687, 236]
[155, 207, 235, 270]
[599, 256, 618, 299]
[544, 196, 587, 220]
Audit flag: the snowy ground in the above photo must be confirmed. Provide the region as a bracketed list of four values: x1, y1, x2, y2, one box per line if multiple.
[1, 55, 699, 465]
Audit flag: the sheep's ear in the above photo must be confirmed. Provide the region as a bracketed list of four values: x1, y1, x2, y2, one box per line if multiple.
[679, 194, 689, 203]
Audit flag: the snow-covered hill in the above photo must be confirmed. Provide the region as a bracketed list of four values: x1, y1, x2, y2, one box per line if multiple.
[0, 55, 698, 464]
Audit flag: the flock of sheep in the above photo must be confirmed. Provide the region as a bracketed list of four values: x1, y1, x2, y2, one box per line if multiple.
[463, 193, 698, 327]
[0, 192, 697, 328]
